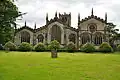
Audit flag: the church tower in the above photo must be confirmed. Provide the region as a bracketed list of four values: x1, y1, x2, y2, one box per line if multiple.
[59, 12, 71, 26]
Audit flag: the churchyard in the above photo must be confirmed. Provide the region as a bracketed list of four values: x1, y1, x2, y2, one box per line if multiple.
[0, 51, 120, 80]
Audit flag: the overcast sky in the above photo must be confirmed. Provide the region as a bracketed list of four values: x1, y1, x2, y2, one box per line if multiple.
[15, 0, 120, 30]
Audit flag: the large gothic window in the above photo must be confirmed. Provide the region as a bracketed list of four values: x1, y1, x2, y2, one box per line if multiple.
[37, 34, 44, 43]
[69, 34, 76, 44]
[21, 31, 30, 43]
[51, 25, 61, 43]
[81, 33, 90, 44]
[94, 33, 103, 45]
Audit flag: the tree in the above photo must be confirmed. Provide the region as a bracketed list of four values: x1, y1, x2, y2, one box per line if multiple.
[48, 40, 60, 58]
[0, 0, 25, 44]
[48, 40, 60, 50]
[106, 23, 119, 43]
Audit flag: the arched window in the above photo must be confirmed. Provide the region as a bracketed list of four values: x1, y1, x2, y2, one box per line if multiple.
[81, 33, 90, 44]
[94, 33, 103, 45]
[69, 34, 76, 44]
[37, 34, 44, 43]
[51, 25, 61, 43]
[21, 31, 30, 43]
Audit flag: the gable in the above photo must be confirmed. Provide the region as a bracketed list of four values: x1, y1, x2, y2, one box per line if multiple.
[80, 18, 106, 31]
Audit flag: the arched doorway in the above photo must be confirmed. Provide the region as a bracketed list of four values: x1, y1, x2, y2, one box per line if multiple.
[21, 31, 30, 43]
[69, 33, 76, 44]
[37, 34, 44, 43]
[51, 25, 61, 43]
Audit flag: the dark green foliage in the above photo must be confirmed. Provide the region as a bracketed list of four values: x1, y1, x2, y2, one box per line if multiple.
[0, 0, 24, 44]
[98, 42, 113, 53]
[117, 45, 120, 52]
[67, 42, 76, 53]
[4, 41, 17, 51]
[34, 42, 45, 52]
[48, 40, 60, 50]
[18, 42, 32, 51]
[80, 43, 95, 53]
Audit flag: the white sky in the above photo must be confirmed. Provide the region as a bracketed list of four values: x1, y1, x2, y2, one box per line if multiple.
[14, 0, 120, 30]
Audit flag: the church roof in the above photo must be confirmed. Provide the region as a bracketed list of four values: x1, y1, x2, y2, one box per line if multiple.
[35, 25, 47, 32]
[78, 8, 107, 24]
[65, 26, 78, 32]
[15, 26, 34, 33]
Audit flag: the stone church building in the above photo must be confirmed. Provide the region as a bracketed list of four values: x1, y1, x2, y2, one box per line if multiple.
[14, 9, 115, 48]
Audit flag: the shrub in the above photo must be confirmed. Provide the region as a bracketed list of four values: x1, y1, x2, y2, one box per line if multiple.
[34, 42, 45, 52]
[48, 40, 60, 50]
[80, 43, 95, 53]
[98, 42, 113, 53]
[4, 41, 17, 51]
[117, 45, 120, 51]
[18, 42, 33, 51]
[67, 42, 76, 53]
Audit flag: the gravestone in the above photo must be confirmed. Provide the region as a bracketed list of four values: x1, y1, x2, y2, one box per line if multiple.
[51, 50, 57, 58]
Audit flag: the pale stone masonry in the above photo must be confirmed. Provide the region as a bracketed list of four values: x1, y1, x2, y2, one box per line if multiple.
[14, 9, 115, 48]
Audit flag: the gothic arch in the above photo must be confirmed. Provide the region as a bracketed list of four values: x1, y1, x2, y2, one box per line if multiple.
[93, 32, 103, 45]
[51, 25, 61, 43]
[48, 22, 64, 44]
[37, 34, 44, 43]
[69, 33, 76, 44]
[21, 31, 30, 43]
[80, 32, 91, 44]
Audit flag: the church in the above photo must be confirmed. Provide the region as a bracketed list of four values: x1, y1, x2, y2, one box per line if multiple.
[14, 8, 115, 48]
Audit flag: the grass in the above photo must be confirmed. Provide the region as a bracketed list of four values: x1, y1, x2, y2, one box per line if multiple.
[0, 51, 120, 80]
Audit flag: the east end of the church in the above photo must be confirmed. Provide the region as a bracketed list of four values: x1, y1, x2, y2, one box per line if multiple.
[14, 9, 115, 48]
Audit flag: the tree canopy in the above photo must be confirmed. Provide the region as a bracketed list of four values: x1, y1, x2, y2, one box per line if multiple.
[0, 0, 24, 44]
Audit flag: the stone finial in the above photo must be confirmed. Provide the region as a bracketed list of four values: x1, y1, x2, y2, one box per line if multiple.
[78, 13, 80, 25]
[46, 13, 48, 24]
[55, 11, 57, 17]
[25, 21, 26, 27]
[91, 8, 94, 16]
[105, 12, 107, 22]
[34, 22, 36, 29]
[46, 13, 48, 21]
[59, 12, 61, 17]
[69, 12, 71, 17]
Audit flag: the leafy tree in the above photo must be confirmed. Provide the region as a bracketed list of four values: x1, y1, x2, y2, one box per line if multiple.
[48, 40, 60, 58]
[106, 23, 119, 43]
[0, 0, 25, 44]
[48, 40, 60, 50]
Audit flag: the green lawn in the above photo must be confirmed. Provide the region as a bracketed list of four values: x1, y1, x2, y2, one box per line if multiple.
[0, 51, 120, 80]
